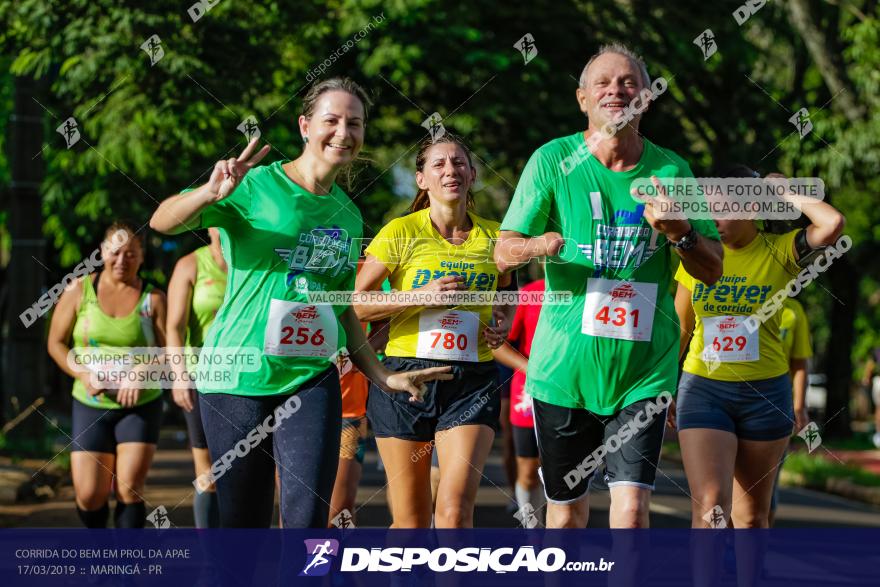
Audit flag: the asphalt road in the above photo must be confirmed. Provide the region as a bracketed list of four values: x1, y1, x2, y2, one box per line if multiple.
[2, 429, 880, 528]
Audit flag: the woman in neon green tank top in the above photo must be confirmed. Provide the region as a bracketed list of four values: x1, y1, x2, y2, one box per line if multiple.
[166, 227, 227, 528]
[47, 221, 168, 528]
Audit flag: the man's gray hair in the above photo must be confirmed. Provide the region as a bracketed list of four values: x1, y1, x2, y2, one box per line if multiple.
[578, 43, 651, 89]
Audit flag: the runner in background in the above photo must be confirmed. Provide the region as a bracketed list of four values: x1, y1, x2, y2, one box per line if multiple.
[166, 227, 227, 528]
[764, 296, 813, 527]
[506, 277, 546, 525]
[327, 261, 389, 528]
[354, 134, 511, 528]
[779, 298, 813, 434]
[861, 348, 880, 449]
[47, 221, 167, 528]
[329, 347, 368, 527]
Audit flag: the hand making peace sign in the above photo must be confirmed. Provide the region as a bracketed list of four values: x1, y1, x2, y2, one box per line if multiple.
[207, 138, 272, 201]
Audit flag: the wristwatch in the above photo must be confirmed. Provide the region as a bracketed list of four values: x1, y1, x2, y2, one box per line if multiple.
[669, 227, 698, 251]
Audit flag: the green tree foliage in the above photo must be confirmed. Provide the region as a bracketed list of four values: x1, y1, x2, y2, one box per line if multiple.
[1, 0, 878, 434]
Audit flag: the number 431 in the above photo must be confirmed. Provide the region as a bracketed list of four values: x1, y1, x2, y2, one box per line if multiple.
[594, 306, 639, 327]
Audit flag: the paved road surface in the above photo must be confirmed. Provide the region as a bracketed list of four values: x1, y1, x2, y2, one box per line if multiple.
[2, 429, 880, 528]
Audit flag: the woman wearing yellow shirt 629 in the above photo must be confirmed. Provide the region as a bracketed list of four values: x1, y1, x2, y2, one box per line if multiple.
[674, 165, 844, 530]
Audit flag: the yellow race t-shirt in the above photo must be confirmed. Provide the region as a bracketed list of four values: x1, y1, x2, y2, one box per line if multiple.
[780, 297, 812, 362]
[676, 230, 801, 381]
[365, 208, 500, 362]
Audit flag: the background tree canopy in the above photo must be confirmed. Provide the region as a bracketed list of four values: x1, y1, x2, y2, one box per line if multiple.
[1, 0, 878, 436]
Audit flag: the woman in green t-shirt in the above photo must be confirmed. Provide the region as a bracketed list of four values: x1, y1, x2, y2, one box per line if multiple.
[47, 221, 168, 528]
[150, 77, 451, 528]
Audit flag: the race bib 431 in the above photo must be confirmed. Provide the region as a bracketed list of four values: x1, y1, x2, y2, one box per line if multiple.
[582, 278, 657, 342]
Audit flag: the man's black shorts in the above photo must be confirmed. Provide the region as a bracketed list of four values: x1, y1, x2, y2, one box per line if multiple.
[533, 394, 670, 503]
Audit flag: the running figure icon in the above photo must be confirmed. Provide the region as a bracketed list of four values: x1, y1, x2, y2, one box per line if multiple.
[300, 539, 340, 576]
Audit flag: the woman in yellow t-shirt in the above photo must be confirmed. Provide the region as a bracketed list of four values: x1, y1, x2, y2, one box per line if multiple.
[674, 165, 845, 530]
[354, 135, 512, 528]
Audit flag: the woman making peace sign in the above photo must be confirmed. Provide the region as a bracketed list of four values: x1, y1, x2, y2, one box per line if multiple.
[151, 77, 451, 528]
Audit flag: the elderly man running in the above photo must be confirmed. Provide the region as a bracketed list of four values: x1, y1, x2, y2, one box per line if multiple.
[495, 44, 722, 528]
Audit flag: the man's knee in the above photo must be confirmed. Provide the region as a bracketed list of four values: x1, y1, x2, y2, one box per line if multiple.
[613, 504, 649, 528]
[546, 502, 587, 528]
[76, 489, 111, 511]
[693, 492, 731, 514]
[610, 488, 651, 528]
[732, 512, 768, 528]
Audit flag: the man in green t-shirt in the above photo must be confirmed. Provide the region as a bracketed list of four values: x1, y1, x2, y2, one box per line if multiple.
[495, 44, 723, 529]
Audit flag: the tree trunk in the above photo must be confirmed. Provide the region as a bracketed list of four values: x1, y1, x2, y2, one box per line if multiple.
[786, 0, 863, 122]
[2, 75, 46, 440]
[787, 0, 863, 439]
[822, 255, 857, 439]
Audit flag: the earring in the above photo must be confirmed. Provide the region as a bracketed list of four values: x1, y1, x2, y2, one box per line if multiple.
[302, 136, 309, 144]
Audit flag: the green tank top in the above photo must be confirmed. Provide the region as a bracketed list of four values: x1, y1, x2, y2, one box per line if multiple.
[186, 247, 227, 348]
[71, 274, 162, 409]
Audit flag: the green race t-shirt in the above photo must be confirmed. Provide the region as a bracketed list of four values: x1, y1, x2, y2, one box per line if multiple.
[501, 132, 719, 414]
[191, 160, 363, 396]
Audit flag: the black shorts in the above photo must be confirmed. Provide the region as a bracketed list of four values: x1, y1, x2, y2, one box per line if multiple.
[512, 424, 539, 459]
[72, 397, 163, 454]
[533, 394, 670, 504]
[367, 357, 500, 442]
[184, 390, 208, 449]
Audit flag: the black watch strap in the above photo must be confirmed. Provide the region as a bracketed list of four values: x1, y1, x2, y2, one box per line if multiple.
[669, 227, 698, 251]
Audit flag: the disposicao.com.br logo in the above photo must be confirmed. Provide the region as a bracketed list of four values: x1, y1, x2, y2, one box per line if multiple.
[300, 539, 339, 577]
[300, 539, 615, 574]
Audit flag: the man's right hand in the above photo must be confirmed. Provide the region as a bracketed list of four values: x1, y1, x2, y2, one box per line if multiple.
[206, 138, 271, 201]
[536, 231, 565, 257]
[494, 230, 565, 272]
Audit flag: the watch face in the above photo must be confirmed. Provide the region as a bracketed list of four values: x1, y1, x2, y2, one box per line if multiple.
[683, 231, 698, 250]
[672, 229, 696, 250]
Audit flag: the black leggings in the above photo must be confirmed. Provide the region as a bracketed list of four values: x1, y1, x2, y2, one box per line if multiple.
[183, 389, 208, 449]
[199, 366, 341, 528]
